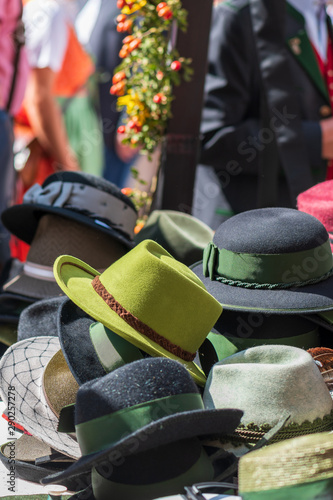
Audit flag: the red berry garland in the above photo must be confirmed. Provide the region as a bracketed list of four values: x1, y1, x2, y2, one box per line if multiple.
[112, 0, 193, 156]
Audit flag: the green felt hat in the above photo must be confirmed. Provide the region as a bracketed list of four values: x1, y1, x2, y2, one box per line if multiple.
[238, 432, 333, 499]
[203, 345, 333, 456]
[53, 240, 223, 386]
[134, 210, 214, 266]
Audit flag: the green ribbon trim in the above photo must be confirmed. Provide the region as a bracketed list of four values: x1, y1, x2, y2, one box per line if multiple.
[76, 393, 204, 456]
[223, 410, 333, 447]
[241, 476, 333, 500]
[207, 328, 320, 361]
[203, 241, 333, 288]
[89, 322, 143, 373]
[91, 448, 214, 500]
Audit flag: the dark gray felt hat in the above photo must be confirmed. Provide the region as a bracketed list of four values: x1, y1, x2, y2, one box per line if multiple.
[58, 297, 144, 385]
[1, 171, 138, 248]
[17, 296, 66, 341]
[191, 207, 333, 314]
[42, 357, 242, 485]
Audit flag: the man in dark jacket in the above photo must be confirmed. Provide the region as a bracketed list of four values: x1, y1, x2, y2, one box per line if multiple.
[193, 0, 333, 228]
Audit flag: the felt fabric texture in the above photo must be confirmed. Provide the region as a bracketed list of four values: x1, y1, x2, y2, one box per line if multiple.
[134, 210, 214, 266]
[58, 298, 144, 385]
[297, 179, 333, 249]
[1, 171, 137, 248]
[3, 214, 128, 300]
[53, 239, 223, 386]
[17, 296, 66, 341]
[0, 336, 80, 459]
[203, 345, 333, 455]
[191, 207, 333, 314]
[41, 357, 243, 485]
[238, 432, 333, 498]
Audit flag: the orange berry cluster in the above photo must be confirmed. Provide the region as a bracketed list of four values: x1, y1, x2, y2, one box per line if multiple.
[117, 0, 134, 8]
[110, 71, 127, 96]
[116, 13, 133, 33]
[119, 35, 142, 59]
[117, 115, 142, 134]
[156, 2, 173, 20]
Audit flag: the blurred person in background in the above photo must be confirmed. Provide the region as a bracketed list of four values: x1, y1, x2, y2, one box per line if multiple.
[0, 0, 28, 273]
[194, 0, 333, 229]
[11, 0, 104, 261]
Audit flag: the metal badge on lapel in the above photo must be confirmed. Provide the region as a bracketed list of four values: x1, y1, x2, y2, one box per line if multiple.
[289, 37, 301, 55]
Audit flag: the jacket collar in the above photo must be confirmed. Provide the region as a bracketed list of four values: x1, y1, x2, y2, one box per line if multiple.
[286, 2, 330, 102]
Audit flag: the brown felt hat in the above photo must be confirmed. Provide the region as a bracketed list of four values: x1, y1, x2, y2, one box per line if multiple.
[3, 214, 127, 300]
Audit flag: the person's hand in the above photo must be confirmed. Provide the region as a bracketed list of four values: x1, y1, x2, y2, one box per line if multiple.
[54, 147, 81, 172]
[320, 117, 333, 159]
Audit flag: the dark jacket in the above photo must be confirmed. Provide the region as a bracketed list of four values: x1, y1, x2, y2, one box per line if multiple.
[199, 0, 330, 214]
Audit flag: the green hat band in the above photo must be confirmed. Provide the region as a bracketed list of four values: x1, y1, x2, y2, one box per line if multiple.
[241, 477, 333, 500]
[89, 322, 144, 373]
[223, 410, 333, 447]
[91, 447, 214, 500]
[91, 276, 196, 362]
[203, 241, 333, 289]
[76, 393, 204, 456]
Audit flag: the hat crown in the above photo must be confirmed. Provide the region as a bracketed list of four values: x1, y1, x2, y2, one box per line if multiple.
[43, 172, 136, 212]
[75, 358, 198, 425]
[95, 240, 222, 353]
[213, 207, 329, 253]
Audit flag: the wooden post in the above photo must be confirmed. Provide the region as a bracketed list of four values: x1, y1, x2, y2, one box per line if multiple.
[153, 0, 214, 213]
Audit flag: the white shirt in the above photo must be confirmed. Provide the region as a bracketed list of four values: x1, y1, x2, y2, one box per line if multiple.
[288, 0, 328, 61]
[23, 0, 69, 72]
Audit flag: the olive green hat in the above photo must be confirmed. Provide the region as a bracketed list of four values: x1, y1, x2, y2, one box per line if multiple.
[53, 240, 223, 386]
[134, 210, 214, 266]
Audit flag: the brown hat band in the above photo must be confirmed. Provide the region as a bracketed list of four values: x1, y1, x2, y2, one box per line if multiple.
[91, 276, 196, 362]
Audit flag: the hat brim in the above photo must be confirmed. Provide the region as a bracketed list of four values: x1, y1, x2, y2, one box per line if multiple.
[3, 270, 64, 300]
[191, 261, 333, 314]
[54, 256, 207, 386]
[0, 337, 81, 459]
[41, 406, 242, 485]
[1, 204, 135, 249]
[58, 299, 106, 385]
[0, 434, 89, 491]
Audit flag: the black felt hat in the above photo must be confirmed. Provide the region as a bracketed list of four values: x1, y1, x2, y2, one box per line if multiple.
[17, 296, 67, 341]
[58, 298, 144, 385]
[198, 311, 321, 377]
[42, 358, 242, 485]
[1, 171, 138, 248]
[191, 207, 333, 314]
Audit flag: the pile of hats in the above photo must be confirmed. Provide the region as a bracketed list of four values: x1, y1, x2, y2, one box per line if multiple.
[2, 173, 333, 499]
